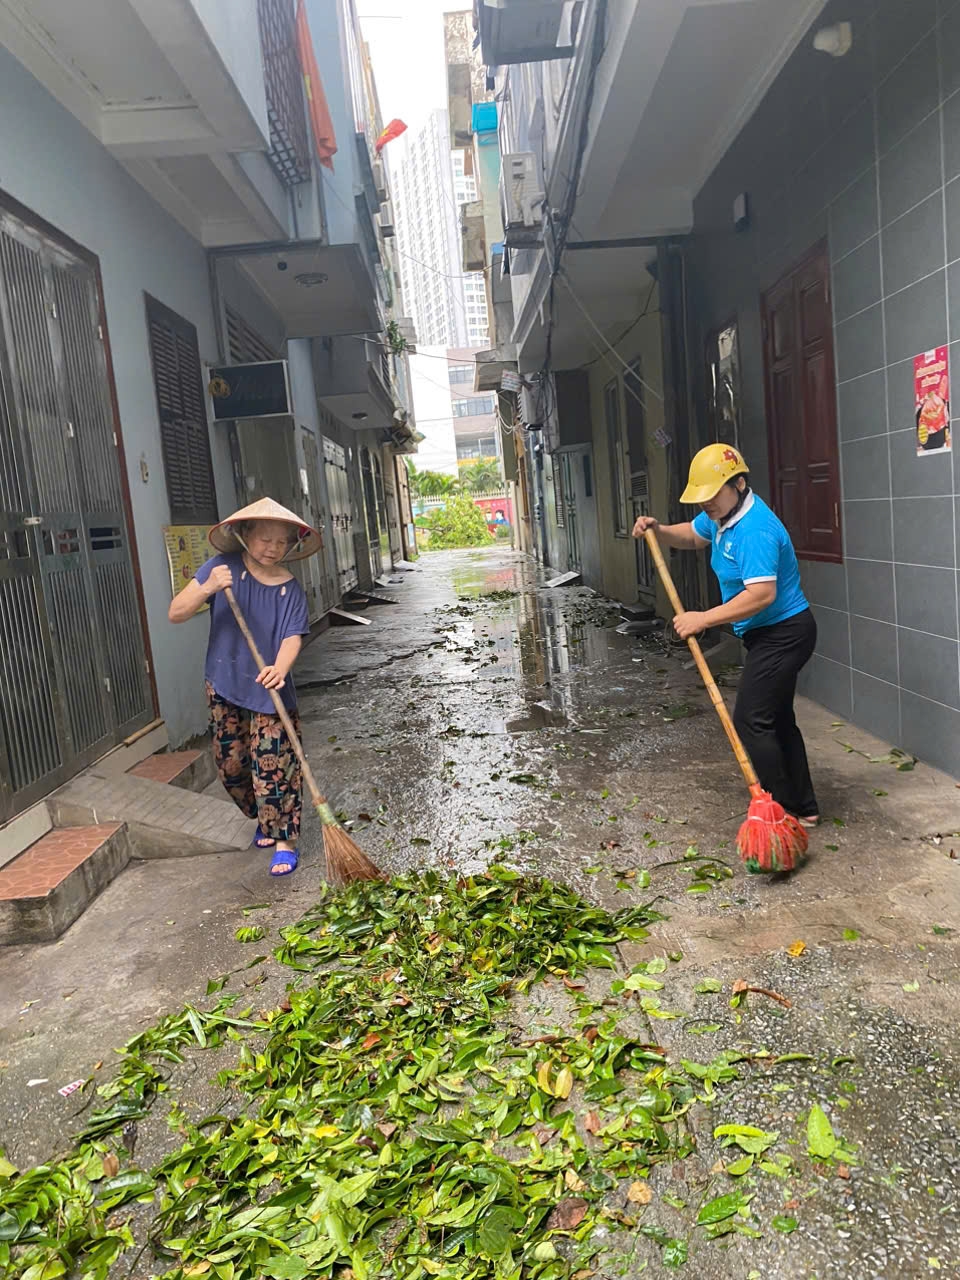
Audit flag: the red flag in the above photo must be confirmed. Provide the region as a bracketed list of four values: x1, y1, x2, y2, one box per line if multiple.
[375, 119, 408, 153]
[296, 0, 337, 171]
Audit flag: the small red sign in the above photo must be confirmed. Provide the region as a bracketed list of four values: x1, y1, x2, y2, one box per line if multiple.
[914, 346, 951, 456]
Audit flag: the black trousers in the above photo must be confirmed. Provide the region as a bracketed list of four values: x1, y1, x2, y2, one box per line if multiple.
[734, 608, 818, 818]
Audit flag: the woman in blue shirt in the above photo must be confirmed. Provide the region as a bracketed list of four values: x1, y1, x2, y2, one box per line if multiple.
[169, 497, 320, 876]
[634, 444, 819, 827]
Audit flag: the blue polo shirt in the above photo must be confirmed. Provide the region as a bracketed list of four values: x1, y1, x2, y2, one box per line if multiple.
[692, 494, 808, 637]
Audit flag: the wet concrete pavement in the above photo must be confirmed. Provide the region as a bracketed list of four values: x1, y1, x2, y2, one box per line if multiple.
[3, 548, 960, 1275]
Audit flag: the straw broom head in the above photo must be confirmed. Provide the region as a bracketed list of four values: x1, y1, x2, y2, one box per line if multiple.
[315, 801, 385, 887]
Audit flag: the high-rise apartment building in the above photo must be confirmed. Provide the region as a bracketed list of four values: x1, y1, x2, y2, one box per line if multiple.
[394, 108, 490, 350]
[452, 150, 477, 205]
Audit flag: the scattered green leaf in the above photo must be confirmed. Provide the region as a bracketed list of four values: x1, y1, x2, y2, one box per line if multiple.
[807, 1105, 837, 1159]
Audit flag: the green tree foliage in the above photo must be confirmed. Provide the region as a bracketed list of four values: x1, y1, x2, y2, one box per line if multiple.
[459, 459, 504, 493]
[416, 495, 494, 550]
[406, 463, 461, 498]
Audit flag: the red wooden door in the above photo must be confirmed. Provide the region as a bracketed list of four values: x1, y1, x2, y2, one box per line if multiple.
[761, 243, 842, 562]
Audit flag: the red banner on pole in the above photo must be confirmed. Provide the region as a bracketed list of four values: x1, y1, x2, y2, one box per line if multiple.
[296, 0, 337, 171]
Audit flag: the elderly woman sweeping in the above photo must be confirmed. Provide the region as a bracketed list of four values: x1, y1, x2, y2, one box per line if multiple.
[634, 444, 819, 829]
[169, 497, 321, 876]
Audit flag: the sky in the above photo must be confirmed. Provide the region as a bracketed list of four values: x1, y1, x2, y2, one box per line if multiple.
[356, 0, 462, 136]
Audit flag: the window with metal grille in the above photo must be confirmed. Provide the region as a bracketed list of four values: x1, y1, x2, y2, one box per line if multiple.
[145, 295, 218, 525]
[257, 0, 311, 187]
[226, 306, 278, 364]
[554, 456, 565, 529]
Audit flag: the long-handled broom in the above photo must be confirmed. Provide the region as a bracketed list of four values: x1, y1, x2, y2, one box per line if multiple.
[224, 586, 384, 887]
[644, 530, 808, 874]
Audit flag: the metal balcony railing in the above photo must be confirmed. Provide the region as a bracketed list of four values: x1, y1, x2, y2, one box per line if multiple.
[257, 0, 311, 187]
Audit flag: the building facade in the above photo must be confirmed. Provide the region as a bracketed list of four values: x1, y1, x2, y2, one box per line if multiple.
[470, 0, 960, 779]
[393, 108, 489, 349]
[0, 0, 415, 824]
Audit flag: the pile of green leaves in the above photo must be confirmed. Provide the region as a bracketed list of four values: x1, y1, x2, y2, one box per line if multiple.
[0, 869, 756, 1279]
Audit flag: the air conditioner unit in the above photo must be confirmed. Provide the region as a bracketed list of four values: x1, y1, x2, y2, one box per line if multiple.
[373, 158, 388, 204]
[500, 153, 544, 248]
[396, 316, 418, 345]
[208, 360, 292, 422]
[461, 201, 486, 272]
[379, 200, 396, 238]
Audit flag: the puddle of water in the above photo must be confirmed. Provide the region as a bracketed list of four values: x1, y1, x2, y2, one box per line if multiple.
[506, 702, 569, 733]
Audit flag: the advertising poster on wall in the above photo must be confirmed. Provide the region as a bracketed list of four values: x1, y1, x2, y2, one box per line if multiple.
[163, 526, 212, 610]
[914, 347, 951, 456]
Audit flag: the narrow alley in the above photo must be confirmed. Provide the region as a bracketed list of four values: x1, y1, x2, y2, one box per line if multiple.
[2, 549, 959, 1277]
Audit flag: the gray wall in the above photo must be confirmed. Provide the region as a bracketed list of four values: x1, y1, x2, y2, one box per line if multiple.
[689, 0, 960, 775]
[0, 44, 235, 747]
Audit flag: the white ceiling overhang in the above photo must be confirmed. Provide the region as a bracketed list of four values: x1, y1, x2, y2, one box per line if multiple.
[514, 245, 659, 374]
[512, 0, 827, 366]
[0, 0, 283, 245]
[594, 0, 828, 241]
[212, 242, 383, 339]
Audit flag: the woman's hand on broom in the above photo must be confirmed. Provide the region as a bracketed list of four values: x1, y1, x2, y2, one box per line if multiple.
[203, 564, 233, 598]
[632, 515, 659, 538]
[257, 638, 301, 691]
[256, 664, 287, 691]
[673, 610, 708, 640]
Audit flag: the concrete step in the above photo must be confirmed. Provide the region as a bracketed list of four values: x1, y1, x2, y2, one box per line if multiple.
[0, 801, 53, 872]
[620, 604, 656, 622]
[50, 772, 254, 858]
[0, 723, 171, 869]
[89, 722, 169, 779]
[127, 747, 216, 793]
[0, 823, 129, 945]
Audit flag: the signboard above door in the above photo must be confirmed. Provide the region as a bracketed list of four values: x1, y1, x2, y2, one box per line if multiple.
[208, 360, 292, 421]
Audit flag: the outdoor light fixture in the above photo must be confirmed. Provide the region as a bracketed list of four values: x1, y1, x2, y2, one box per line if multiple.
[813, 22, 852, 56]
[352, 411, 368, 421]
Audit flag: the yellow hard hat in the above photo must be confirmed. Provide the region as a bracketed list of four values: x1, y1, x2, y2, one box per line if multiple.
[680, 443, 750, 504]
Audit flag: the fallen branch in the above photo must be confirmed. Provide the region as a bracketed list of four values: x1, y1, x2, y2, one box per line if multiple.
[732, 979, 792, 1008]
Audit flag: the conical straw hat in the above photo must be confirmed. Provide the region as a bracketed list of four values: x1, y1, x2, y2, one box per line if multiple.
[208, 496, 322, 561]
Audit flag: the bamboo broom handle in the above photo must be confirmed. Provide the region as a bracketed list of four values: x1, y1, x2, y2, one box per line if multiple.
[644, 529, 760, 793]
[223, 586, 331, 816]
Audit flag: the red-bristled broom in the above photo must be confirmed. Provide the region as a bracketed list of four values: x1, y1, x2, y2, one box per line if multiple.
[645, 530, 808, 874]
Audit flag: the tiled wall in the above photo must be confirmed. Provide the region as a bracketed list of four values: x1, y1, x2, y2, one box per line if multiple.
[689, 0, 960, 775]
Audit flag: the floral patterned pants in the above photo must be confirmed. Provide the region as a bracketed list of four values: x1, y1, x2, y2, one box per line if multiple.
[206, 682, 302, 843]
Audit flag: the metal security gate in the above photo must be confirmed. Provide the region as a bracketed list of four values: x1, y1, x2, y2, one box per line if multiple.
[360, 447, 383, 581]
[300, 426, 337, 619]
[558, 453, 579, 572]
[381, 448, 402, 566]
[372, 454, 390, 571]
[0, 204, 153, 822]
[323, 437, 358, 595]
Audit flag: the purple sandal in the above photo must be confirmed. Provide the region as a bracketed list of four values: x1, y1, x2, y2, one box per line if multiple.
[269, 848, 299, 877]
